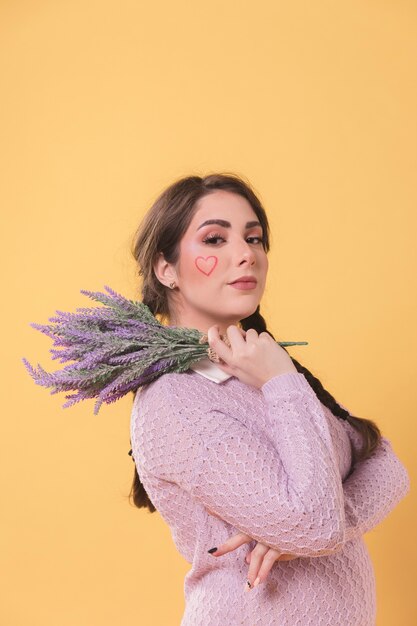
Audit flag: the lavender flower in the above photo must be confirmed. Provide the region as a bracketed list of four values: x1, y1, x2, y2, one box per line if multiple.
[22, 285, 308, 414]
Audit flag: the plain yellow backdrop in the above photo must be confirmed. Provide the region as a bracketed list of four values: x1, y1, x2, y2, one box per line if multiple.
[1, 1, 415, 624]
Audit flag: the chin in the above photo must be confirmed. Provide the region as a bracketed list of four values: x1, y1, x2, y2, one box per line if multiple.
[241, 308, 259, 320]
[232, 302, 260, 320]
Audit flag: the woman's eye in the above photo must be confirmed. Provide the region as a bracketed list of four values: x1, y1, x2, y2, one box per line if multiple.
[202, 233, 225, 244]
[202, 233, 263, 245]
[247, 237, 262, 244]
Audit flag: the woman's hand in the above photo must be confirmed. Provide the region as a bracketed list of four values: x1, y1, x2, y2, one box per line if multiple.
[207, 324, 297, 389]
[208, 529, 299, 591]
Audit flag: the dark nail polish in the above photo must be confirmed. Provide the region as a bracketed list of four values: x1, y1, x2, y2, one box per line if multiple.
[207, 547, 218, 554]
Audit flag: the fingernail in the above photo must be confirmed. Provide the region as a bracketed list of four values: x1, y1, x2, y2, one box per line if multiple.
[253, 577, 261, 588]
[245, 579, 252, 592]
[207, 547, 218, 554]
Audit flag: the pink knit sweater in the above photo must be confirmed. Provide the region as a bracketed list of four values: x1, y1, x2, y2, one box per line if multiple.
[130, 359, 410, 625]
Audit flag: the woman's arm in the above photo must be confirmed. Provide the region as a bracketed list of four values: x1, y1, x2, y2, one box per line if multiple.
[133, 371, 367, 557]
[204, 402, 410, 563]
[337, 415, 410, 543]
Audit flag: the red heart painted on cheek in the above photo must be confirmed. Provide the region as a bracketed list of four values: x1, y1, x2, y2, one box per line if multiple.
[195, 256, 218, 276]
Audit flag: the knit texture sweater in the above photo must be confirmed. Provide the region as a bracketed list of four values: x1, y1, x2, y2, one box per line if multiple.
[130, 359, 410, 625]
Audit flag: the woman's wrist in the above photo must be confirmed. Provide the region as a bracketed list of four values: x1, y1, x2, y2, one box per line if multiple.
[259, 364, 298, 388]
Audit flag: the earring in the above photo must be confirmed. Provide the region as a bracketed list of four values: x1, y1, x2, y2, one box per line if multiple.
[169, 281, 176, 289]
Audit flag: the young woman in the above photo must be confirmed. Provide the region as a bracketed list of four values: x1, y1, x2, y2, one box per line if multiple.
[128, 173, 410, 625]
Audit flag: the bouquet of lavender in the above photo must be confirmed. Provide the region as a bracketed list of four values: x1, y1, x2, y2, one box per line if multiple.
[22, 285, 308, 414]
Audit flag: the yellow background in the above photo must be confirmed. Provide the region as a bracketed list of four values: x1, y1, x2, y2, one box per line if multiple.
[1, 1, 415, 624]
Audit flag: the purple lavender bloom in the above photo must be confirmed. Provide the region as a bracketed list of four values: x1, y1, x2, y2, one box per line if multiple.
[22, 285, 308, 413]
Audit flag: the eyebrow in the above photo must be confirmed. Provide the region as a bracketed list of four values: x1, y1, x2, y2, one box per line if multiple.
[196, 219, 262, 231]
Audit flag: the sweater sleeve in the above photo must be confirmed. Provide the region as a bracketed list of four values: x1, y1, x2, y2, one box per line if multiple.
[136, 371, 358, 557]
[336, 409, 410, 543]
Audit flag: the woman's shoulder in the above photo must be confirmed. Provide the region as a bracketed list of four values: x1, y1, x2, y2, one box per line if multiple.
[133, 369, 224, 415]
[139, 369, 203, 398]
[130, 371, 231, 464]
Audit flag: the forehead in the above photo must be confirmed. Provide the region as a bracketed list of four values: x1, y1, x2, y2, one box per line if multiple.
[190, 190, 258, 225]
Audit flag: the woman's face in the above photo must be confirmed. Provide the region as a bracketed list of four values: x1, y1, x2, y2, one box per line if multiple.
[161, 190, 269, 333]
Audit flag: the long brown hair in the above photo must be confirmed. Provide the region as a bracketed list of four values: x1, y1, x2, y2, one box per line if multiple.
[128, 172, 381, 512]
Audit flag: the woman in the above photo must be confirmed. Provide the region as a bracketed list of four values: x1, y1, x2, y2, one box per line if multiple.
[128, 173, 410, 625]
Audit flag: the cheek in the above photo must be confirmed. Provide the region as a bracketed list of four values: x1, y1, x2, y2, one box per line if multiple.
[179, 241, 219, 280]
[193, 254, 219, 277]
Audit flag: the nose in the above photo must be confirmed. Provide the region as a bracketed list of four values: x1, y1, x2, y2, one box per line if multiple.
[235, 238, 256, 266]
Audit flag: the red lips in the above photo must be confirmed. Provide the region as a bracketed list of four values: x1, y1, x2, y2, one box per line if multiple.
[229, 275, 257, 284]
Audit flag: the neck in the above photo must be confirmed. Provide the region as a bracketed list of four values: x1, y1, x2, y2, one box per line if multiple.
[168, 312, 241, 336]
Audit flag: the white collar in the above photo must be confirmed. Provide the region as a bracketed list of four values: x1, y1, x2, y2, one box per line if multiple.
[189, 356, 233, 383]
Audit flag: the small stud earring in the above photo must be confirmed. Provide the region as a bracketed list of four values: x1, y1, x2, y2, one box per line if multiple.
[169, 281, 176, 289]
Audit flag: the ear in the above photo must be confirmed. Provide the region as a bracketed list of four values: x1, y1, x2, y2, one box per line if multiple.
[153, 252, 178, 288]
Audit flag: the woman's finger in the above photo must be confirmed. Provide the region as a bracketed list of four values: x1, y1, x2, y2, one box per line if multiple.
[277, 553, 298, 561]
[246, 549, 300, 590]
[244, 327, 258, 343]
[245, 543, 270, 591]
[206, 325, 233, 364]
[208, 531, 252, 557]
[225, 324, 248, 346]
[207, 324, 245, 365]
[251, 548, 281, 585]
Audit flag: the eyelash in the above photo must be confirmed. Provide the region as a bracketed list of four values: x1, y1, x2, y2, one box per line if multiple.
[202, 232, 263, 245]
